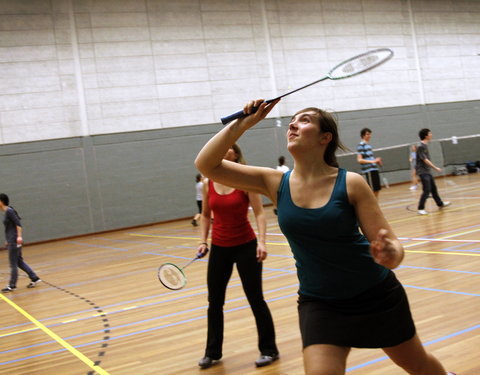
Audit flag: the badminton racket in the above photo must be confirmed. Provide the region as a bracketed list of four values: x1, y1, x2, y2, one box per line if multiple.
[221, 48, 394, 125]
[158, 251, 206, 290]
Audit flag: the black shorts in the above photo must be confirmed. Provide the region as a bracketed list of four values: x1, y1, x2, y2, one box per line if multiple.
[364, 170, 381, 192]
[196, 200, 202, 213]
[298, 271, 416, 348]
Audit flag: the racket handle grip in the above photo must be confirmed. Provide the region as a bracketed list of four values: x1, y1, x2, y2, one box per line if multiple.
[221, 106, 260, 125]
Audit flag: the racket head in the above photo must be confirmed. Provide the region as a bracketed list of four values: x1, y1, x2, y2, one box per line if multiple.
[327, 48, 393, 80]
[158, 263, 187, 290]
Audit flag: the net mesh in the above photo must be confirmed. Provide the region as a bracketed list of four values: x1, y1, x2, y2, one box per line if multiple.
[158, 264, 185, 290]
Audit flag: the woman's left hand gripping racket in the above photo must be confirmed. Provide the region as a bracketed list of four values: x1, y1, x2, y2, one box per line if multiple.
[158, 250, 207, 290]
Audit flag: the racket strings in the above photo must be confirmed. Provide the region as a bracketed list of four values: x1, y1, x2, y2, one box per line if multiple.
[338, 55, 379, 74]
[158, 264, 185, 290]
[163, 268, 181, 285]
[330, 49, 392, 79]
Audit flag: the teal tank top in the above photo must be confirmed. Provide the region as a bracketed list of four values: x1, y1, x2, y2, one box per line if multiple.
[277, 168, 388, 299]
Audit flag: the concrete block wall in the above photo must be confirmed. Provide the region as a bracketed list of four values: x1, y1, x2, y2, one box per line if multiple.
[1, 102, 479, 243]
[1, 0, 480, 242]
[1, 0, 479, 143]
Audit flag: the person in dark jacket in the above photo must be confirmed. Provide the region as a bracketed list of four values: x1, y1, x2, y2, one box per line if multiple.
[1, 193, 41, 292]
[415, 129, 451, 215]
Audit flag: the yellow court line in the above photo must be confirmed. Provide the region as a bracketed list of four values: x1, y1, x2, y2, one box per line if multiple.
[0, 294, 111, 375]
[130, 233, 196, 241]
[389, 202, 480, 225]
[131, 232, 480, 255]
[403, 227, 480, 249]
[0, 307, 143, 339]
[401, 226, 480, 257]
[129, 232, 290, 246]
[0, 326, 38, 338]
[123, 306, 137, 310]
[405, 250, 480, 256]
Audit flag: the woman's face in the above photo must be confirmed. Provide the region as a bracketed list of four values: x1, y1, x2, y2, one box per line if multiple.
[223, 148, 237, 162]
[287, 111, 321, 148]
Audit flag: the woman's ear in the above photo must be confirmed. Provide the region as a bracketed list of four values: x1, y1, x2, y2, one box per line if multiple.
[320, 132, 333, 144]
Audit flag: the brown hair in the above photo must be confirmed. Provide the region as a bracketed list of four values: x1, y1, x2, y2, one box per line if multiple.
[293, 107, 348, 167]
[419, 128, 431, 140]
[231, 143, 246, 165]
[0, 193, 21, 219]
[360, 128, 372, 137]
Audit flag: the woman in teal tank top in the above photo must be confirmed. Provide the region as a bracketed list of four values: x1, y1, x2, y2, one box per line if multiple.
[277, 168, 389, 300]
[195, 99, 453, 375]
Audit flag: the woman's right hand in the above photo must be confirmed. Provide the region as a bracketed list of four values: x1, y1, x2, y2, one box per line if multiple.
[370, 229, 403, 269]
[238, 98, 280, 129]
[197, 243, 209, 258]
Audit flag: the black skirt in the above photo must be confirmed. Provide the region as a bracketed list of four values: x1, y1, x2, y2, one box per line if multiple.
[298, 270, 416, 348]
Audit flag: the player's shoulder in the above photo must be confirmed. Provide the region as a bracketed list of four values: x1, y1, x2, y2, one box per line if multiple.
[346, 170, 364, 182]
[345, 171, 373, 204]
[357, 141, 368, 150]
[346, 171, 369, 189]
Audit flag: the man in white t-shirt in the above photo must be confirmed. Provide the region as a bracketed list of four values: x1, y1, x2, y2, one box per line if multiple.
[276, 156, 289, 173]
[274, 156, 289, 215]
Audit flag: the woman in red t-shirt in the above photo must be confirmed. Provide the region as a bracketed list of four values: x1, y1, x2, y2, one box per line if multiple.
[196, 144, 279, 369]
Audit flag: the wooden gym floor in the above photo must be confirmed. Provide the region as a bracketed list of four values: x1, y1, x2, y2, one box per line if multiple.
[1, 173, 479, 375]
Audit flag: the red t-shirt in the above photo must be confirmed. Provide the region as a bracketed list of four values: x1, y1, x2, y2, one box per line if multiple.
[208, 180, 256, 247]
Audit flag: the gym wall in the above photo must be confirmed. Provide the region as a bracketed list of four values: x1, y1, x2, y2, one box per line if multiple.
[1, 0, 479, 242]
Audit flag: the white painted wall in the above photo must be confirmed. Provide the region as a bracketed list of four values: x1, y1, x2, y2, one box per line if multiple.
[0, 0, 479, 143]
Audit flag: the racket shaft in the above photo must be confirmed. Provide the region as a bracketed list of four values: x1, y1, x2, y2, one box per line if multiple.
[272, 76, 329, 100]
[220, 76, 328, 125]
[182, 258, 197, 269]
[181, 253, 202, 269]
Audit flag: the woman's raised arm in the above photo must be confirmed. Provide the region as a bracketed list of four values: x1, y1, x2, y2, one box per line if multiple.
[194, 99, 282, 199]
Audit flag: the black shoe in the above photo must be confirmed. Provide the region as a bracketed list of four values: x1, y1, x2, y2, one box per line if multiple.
[198, 356, 220, 369]
[191, 220, 198, 227]
[1, 286, 16, 293]
[255, 353, 279, 367]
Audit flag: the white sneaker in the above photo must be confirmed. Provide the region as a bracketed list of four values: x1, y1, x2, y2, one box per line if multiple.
[27, 279, 41, 288]
[440, 201, 451, 208]
[409, 185, 417, 190]
[418, 210, 428, 215]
